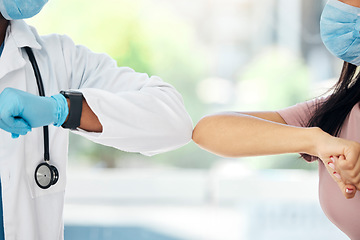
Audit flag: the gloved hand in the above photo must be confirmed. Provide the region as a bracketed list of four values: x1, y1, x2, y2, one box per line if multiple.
[0, 88, 69, 138]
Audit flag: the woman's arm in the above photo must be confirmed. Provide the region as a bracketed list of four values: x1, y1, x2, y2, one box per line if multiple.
[192, 111, 359, 199]
[192, 111, 321, 158]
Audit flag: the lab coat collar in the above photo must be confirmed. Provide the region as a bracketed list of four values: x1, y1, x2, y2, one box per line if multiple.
[9, 20, 42, 50]
[0, 20, 42, 79]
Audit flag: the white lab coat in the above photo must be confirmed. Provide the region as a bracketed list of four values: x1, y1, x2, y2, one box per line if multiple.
[0, 20, 193, 239]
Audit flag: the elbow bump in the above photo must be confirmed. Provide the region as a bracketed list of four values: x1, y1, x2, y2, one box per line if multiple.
[192, 125, 201, 144]
[170, 117, 193, 146]
[192, 117, 212, 145]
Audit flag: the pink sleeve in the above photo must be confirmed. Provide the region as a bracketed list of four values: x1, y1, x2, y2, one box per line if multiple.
[277, 98, 321, 127]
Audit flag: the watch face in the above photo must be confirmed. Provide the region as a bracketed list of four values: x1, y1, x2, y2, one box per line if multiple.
[35, 163, 53, 188]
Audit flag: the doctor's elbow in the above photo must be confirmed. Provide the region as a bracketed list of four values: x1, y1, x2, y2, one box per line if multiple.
[151, 109, 193, 152]
[174, 115, 193, 146]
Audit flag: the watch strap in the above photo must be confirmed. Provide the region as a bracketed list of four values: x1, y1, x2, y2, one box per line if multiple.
[60, 90, 83, 129]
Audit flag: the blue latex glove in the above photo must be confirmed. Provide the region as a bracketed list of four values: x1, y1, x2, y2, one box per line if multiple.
[0, 88, 69, 138]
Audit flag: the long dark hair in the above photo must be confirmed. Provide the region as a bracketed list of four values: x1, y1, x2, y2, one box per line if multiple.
[303, 62, 360, 161]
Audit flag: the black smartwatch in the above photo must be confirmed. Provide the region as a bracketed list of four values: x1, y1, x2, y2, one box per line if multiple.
[60, 90, 83, 129]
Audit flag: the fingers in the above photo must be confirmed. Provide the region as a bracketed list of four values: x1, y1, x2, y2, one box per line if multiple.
[336, 180, 357, 199]
[334, 154, 360, 190]
[0, 90, 31, 137]
[326, 156, 357, 199]
[344, 184, 356, 199]
[0, 114, 31, 137]
[337, 155, 352, 170]
[327, 156, 341, 180]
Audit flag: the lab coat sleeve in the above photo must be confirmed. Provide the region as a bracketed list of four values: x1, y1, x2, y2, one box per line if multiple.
[60, 35, 193, 156]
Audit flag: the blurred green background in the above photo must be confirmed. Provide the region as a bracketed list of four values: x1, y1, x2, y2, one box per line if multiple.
[26, 0, 336, 171]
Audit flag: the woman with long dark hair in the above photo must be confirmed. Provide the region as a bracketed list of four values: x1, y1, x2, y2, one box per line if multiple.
[192, 0, 360, 239]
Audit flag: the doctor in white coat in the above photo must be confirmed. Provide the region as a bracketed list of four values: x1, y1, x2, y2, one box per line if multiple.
[0, 0, 193, 239]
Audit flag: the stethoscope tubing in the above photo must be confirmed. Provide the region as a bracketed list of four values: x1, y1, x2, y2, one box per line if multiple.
[24, 47, 50, 161]
[24, 46, 58, 189]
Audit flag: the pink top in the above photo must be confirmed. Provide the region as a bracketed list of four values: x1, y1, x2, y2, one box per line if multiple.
[278, 98, 360, 240]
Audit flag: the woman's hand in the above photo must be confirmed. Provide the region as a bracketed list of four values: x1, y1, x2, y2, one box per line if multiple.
[313, 132, 360, 199]
[324, 155, 357, 199]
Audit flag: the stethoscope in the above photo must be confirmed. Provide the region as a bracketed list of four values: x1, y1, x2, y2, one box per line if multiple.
[24, 47, 59, 189]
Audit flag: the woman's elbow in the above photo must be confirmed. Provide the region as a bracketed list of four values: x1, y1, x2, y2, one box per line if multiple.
[192, 115, 237, 158]
[192, 116, 212, 145]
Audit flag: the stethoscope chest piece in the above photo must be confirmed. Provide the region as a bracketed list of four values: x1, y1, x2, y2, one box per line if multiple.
[35, 162, 59, 189]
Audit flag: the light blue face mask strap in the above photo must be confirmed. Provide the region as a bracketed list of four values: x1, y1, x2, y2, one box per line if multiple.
[327, 0, 360, 14]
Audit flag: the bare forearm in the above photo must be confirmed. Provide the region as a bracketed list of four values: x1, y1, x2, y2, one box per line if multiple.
[192, 113, 322, 158]
[64, 98, 103, 132]
[79, 99, 102, 132]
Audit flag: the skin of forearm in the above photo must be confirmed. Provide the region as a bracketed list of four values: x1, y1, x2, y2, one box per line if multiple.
[192, 113, 322, 158]
[65, 98, 103, 132]
[79, 99, 103, 132]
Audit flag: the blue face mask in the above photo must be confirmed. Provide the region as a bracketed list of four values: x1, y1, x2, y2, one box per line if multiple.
[320, 0, 360, 66]
[0, 0, 48, 20]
